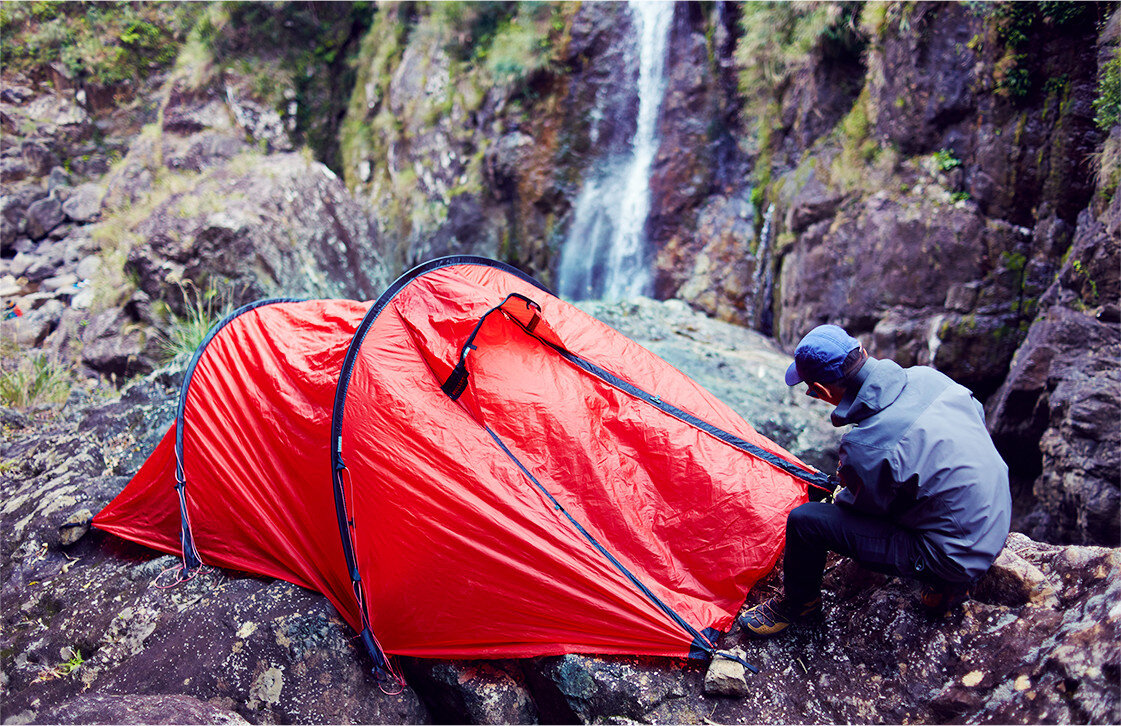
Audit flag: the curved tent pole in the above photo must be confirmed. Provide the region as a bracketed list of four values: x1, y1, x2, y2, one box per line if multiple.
[173, 297, 303, 573]
[330, 256, 550, 682]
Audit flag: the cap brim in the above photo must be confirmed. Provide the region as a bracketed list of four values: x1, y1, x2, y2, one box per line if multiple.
[784, 361, 803, 386]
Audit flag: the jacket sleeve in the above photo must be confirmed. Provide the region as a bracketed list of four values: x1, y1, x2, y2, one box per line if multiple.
[833, 441, 901, 516]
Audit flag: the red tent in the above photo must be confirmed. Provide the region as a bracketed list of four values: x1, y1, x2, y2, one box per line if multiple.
[95, 257, 826, 676]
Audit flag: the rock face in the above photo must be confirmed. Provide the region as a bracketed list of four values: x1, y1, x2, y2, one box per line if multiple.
[102, 73, 391, 316]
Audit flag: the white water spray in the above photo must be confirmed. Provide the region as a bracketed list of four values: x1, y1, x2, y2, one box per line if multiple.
[557, 1, 673, 301]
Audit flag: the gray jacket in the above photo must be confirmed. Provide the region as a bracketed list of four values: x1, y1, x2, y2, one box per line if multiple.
[832, 358, 1011, 583]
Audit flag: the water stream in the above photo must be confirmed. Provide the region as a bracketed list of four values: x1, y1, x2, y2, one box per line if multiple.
[556, 1, 673, 301]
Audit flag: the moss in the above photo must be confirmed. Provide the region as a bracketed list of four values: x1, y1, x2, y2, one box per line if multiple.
[1000, 250, 1027, 273]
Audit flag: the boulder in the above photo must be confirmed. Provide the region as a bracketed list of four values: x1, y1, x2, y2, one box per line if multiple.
[703, 648, 750, 697]
[988, 192, 1121, 546]
[76, 308, 154, 379]
[20, 140, 58, 179]
[123, 153, 390, 313]
[61, 183, 103, 223]
[402, 660, 537, 724]
[0, 377, 429, 725]
[25, 196, 64, 240]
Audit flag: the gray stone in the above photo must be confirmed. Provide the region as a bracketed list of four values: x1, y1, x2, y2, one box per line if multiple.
[58, 508, 93, 546]
[62, 184, 105, 220]
[40, 273, 79, 293]
[26, 195, 64, 239]
[36, 693, 250, 725]
[47, 165, 71, 192]
[75, 254, 102, 281]
[20, 140, 56, 177]
[703, 648, 750, 697]
[0, 156, 30, 183]
[0, 274, 23, 297]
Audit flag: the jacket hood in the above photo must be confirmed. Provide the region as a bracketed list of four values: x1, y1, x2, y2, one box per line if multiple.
[831, 358, 907, 427]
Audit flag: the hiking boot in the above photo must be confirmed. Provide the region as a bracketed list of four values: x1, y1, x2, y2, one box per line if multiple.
[919, 581, 971, 615]
[738, 595, 822, 637]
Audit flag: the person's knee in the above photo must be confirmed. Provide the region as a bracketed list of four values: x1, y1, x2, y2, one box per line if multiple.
[786, 501, 835, 538]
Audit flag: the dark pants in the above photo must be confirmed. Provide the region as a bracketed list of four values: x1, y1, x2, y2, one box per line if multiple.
[783, 502, 940, 606]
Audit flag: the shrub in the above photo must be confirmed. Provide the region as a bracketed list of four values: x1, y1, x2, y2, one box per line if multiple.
[156, 284, 231, 365]
[1093, 48, 1120, 132]
[0, 352, 73, 408]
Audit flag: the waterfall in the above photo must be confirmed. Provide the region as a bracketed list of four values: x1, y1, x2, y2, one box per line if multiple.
[557, 1, 673, 301]
[754, 203, 776, 335]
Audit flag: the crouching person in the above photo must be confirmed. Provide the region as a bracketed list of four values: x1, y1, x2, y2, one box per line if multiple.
[741, 325, 1012, 636]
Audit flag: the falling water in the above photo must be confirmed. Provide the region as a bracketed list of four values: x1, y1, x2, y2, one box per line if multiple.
[557, 1, 674, 301]
[754, 203, 776, 335]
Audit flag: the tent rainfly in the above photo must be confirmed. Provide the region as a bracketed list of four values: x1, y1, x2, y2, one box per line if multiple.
[95, 256, 829, 683]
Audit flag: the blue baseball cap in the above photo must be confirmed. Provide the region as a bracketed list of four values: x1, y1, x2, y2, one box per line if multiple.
[785, 325, 863, 386]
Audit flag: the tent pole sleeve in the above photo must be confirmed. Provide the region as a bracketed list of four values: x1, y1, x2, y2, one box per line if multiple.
[172, 297, 302, 573]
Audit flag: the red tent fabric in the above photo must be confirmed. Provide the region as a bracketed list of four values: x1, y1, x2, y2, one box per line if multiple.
[95, 257, 822, 666]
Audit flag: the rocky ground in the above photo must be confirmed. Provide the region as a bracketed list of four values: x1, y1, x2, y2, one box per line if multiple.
[2, 300, 1118, 725]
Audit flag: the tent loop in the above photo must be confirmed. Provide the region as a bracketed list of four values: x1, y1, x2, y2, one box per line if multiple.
[713, 649, 760, 674]
[442, 293, 541, 401]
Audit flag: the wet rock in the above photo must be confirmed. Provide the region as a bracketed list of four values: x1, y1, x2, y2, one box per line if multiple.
[25, 195, 64, 240]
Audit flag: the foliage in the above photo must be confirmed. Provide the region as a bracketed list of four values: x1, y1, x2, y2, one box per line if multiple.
[735, 2, 860, 106]
[32, 649, 83, 684]
[436, 1, 516, 63]
[934, 149, 963, 172]
[736, 2, 867, 208]
[1093, 48, 1120, 132]
[0, 351, 73, 409]
[0, 2, 200, 85]
[1072, 259, 1099, 301]
[155, 283, 231, 365]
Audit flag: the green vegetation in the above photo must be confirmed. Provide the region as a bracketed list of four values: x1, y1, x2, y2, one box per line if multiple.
[155, 284, 231, 365]
[985, 2, 1093, 100]
[1072, 259, 1099, 301]
[32, 648, 84, 684]
[340, 2, 573, 267]
[934, 149, 963, 172]
[735, 3, 861, 108]
[735, 3, 867, 208]
[0, 3, 200, 85]
[0, 351, 73, 409]
[1093, 47, 1120, 132]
